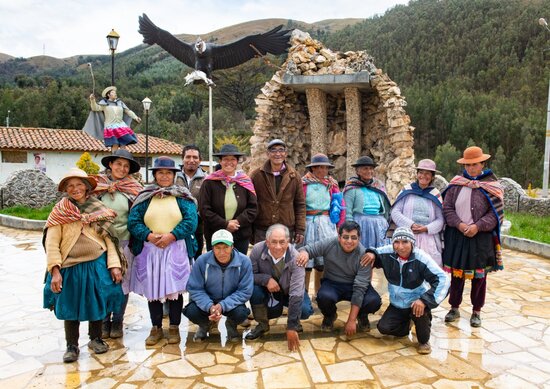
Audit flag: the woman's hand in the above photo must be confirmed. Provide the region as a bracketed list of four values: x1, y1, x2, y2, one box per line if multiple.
[89, 94, 95, 101]
[110, 267, 122, 283]
[156, 233, 176, 249]
[147, 233, 161, 245]
[464, 224, 479, 238]
[50, 266, 63, 293]
[226, 220, 240, 233]
[135, 117, 142, 124]
[411, 223, 427, 233]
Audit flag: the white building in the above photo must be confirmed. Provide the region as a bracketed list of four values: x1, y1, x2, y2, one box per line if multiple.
[0, 127, 183, 184]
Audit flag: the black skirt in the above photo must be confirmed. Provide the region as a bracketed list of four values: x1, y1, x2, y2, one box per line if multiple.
[442, 227, 496, 273]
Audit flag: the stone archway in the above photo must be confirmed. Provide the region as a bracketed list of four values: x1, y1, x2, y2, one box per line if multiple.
[247, 30, 415, 200]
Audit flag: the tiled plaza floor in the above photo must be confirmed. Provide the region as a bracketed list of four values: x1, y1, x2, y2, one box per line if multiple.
[0, 225, 549, 388]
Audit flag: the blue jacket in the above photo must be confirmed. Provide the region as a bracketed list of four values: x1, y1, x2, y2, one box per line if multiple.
[368, 245, 450, 309]
[187, 249, 253, 313]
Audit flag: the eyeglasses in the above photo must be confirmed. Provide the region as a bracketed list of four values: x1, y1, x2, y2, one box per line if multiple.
[340, 235, 359, 241]
[269, 148, 286, 154]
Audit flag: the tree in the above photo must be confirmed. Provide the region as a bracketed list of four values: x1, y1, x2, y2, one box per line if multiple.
[76, 152, 100, 175]
[434, 141, 461, 180]
[491, 146, 507, 178]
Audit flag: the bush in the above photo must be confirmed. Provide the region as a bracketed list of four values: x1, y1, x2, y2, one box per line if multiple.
[76, 152, 100, 175]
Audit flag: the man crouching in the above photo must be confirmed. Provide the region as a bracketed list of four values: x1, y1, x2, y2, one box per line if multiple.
[245, 224, 314, 351]
[362, 227, 450, 354]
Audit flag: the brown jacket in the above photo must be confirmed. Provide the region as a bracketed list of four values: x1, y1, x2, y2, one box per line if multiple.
[250, 160, 306, 235]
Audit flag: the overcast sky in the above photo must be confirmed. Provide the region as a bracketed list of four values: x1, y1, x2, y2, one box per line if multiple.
[0, 0, 409, 58]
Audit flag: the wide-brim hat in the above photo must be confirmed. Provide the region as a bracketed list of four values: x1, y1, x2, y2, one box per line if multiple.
[415, 159, 440, 173]
[267, 139, 286, 150]
[101, 149, 141, 174]
[306, 153, 334, 168]
[211, 229, 234, 246]
[457, 146, 491, 164]
[102, 86, 116, 98]
[150, 156, 180, 172]
[58, 167, 97, 192]
[213, 144, 245, 157]
[351, 156, 376, 168]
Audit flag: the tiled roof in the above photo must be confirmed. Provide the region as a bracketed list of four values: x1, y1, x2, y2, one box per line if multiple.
[0, 127, 182, 155]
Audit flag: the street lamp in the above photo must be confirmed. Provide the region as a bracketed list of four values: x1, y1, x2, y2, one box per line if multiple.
[106, 29, 120, 86]
[539, 18, 550, 198]
[5, 110, 9, 127]
[142, 97, 152, 183]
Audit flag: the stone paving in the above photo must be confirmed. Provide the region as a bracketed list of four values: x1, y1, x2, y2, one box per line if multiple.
[0, 225, 549, 388]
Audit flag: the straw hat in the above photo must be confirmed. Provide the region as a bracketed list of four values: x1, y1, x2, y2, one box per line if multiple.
[457, 146, 491, 164]
[101, 149, 141, 174]
[102, 86, 116, 98]
[58, 168, 97, 192]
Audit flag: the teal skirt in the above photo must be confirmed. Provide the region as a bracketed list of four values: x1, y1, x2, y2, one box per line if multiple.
[43, 253, 124, 321]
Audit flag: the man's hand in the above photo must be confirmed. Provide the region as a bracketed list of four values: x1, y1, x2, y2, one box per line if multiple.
[411, 299, 426, 317]
[286, 330, 300, 351]
[360, 252, 376, 267]
[296, 251, 309, 267]
[266, 278, 281, 293]
[294, 233, 304, 245]
[50, 266, 62, 293]
[110, 267, 122, 283]
[208, 303, 223, 322]
[344, 319, 357, 337]
[226, 220, 240, 233]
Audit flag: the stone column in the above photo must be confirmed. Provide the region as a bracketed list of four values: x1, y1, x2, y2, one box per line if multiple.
[305, 88, 327, 155]
[344, 87, 362, 179]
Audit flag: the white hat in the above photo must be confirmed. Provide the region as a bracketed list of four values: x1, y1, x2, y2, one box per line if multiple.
[211, 229, 234, 246]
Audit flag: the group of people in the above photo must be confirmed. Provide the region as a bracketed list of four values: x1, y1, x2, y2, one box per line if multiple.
[43, 136, 504, 362]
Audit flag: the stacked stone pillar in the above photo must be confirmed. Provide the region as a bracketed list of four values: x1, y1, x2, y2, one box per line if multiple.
[344, 87, 362, 179]
[305, 88, 327, 155]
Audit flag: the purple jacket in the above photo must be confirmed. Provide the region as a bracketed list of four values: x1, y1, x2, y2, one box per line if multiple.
[443, 185, 497, 232]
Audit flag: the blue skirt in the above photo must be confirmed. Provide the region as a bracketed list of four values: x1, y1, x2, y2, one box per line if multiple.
[43, 253, 124, 321]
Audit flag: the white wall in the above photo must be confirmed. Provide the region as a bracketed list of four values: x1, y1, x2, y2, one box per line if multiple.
[0, 151, 176, 185]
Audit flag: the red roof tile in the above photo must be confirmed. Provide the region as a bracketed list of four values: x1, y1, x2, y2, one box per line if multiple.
[0, 127, 182, 155]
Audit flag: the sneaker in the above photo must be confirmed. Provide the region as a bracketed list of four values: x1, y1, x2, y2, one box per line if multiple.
[357, 315, 370, 331]
[470, 312, 482, 327]
[193, 324, 210, 342]
[63, 344, 80, 363]
[417, 342, 432, 354]
[167, 325, 181, 344]
[88, 338, 109, 354]
[444, 308, 460, 322]
[145, 326, 164, 346]
[110, 321, 123, 338]
[321, 315, 335, 332]
[101, 321, 111, 339]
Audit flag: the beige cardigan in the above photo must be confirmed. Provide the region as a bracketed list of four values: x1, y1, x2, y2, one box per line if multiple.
[46, 221, 121, 273]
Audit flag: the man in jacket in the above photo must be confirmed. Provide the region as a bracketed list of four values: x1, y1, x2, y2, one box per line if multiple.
[176, 144, 206, 259]
[250, 139, 306, 244]
[183, 229, 253, 342]
[361, 227, 450, 354]
[245, 224, 313, 351]
[297, 221, 382, 336]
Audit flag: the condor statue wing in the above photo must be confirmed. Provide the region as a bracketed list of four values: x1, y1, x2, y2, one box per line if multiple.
[211, 25, 291, 71]
[138, 13, 195, 68]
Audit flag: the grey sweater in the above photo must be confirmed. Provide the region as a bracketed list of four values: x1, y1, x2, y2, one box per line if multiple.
[301, 237, 372, 306]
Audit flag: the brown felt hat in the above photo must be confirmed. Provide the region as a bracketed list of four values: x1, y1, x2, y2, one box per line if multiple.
[457, 146, 491, 164]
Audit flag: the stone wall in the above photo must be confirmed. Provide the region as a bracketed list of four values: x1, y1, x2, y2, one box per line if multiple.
[0, 169, 60, 209]
[247, 30, 415, 200]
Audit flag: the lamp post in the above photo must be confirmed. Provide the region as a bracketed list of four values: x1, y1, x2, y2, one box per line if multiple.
[5, 110, 9, 127]
[106, 29, 120, 86]
[539, 18, 550, 198]
[142, 97, 152, 183]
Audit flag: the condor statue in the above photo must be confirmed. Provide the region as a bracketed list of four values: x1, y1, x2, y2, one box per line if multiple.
[138, 13, 291, 80]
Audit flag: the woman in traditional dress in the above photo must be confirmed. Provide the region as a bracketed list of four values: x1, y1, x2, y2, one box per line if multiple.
[199, 144, 257, 254]
[92, 149, 142, 338]
[442, 146, 504, 328]
[301, 153, 345, 297]
[343, 156, 391, 249]
[89, 86, 141, 151]
[128, 156, 198, 346]
[43, 168, 124, 363]
[391, 159, 444, 267]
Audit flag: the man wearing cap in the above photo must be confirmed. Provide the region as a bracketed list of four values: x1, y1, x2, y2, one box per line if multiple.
[362, 227, 450, 354]
[176, 145, 206, 260]
[250, 139, 306, 244]
[184, 229, 253, 342]
[296, 221, 381, 335]
[245, 224, 313, 351]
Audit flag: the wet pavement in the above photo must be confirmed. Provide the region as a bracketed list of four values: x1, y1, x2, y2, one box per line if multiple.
[0, 225, 549, 388]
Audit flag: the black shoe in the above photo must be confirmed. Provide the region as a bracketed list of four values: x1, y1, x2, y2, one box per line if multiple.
[296, 323, 303, 333]
[101, 321, 111, 339]
[445, 308, 460, 323]
[193, 324, 210, 342]
[470, 312, 482, 327]
[110, 321, 123, 338]
[357, 315, 370, 331]
[88, 338, 109, 354]
[245, 323, 270, 340]
[63, 344, 80, 363]
[321, 315, 335, 332]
